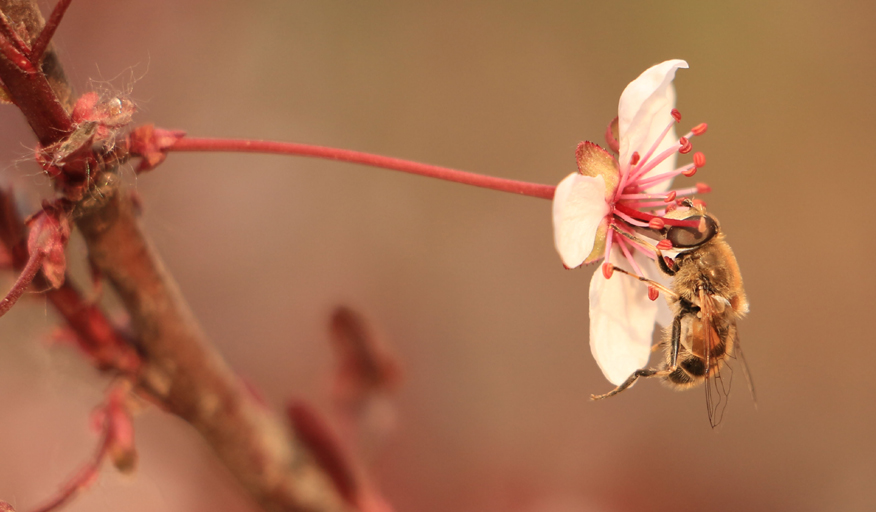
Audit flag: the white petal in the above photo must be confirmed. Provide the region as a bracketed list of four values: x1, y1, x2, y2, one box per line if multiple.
[552, 173, 610, 268]
[618, 60, 688, 194]
[589, 251, 660, 385]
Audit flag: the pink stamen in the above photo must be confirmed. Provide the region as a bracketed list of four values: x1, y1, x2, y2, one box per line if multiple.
[613, 203, 699, 228]
[624, 200, 673, 208]
[615, 114, 677, 200]
[626, 141, 685, 185]
[671, 108, 682, 122]
[617, 237, 644, 276]
[635, 164, 696, 188]
[613, 209, 650, 227]
[691, 123, 708, 136]
[682, 167, 697, 177]
[618, 191, 671, 200]
[664, 190, 677, 202]
[604, 227, 615, 265]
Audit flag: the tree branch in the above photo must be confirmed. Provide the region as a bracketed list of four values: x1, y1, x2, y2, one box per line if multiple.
[0, 2, 353, 510]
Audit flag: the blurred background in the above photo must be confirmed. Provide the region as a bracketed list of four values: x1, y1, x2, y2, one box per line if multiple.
[1, 1, 875, 511]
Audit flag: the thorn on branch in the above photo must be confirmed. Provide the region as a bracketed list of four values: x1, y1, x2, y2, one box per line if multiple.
[330, 306, 402, 411]
[28, 0, 73, 64]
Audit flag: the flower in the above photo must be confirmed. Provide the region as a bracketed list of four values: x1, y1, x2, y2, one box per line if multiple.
[552, 59, 711, 385]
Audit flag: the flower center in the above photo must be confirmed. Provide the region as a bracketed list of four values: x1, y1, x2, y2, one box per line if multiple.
[602, 108, 711, 293]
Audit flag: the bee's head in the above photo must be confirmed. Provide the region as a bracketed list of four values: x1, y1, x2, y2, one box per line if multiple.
[665, 212, 719, 249]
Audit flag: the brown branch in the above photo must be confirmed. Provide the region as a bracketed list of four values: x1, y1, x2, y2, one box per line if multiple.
[0, 0, 72, 146]
[0, 2, 355, 511]
[77, 190, 350, 512]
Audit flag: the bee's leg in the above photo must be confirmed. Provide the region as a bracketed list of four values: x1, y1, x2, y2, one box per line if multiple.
[590, 367, 672, 400]
[591, 314, 685, 401]
[609, 266, 679, 299]
[668, 312, 682, 370]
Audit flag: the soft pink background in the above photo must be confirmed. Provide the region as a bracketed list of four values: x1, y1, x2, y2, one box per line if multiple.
[2, 1, 875, 511]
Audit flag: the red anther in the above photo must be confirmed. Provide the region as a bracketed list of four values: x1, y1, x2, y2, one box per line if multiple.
[649, 217, 665, 230]
[693, 151, 706, 168]
[663, 256, 675, 270]
[630, 151, 640, 166]
[682, 167, 697, 177]
[671, 108, 682, 122]
[691, 123, 708, 136]
[678, 137, 692, 154]
[656, 239, 673, 251]
[692, 199, 707, 208]
[663, 190, 677, 203]
[602, 262, 614, 279]
[648, 286, 660, 301]
[696, 183, 712, 194]
[665, 202, 678, 213]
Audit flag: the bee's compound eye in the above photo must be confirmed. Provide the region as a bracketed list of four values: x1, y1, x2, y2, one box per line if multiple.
[666, 216, 717, 248]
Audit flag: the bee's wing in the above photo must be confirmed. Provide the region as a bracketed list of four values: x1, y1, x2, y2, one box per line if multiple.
[734, 331, 758, 409]
[698, 288, 732, 428]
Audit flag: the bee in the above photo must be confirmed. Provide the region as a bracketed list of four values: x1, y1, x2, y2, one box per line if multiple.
[591, 202, 752, 426]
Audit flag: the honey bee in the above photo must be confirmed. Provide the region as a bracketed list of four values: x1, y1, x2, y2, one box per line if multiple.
[591, 202, 752, 426]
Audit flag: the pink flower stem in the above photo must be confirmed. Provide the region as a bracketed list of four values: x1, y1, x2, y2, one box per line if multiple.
[168, 137, 557, 200]
[0, 249, 44, 318]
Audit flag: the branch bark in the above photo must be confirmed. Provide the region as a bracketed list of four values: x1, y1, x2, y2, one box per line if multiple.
[0, 1, 352, 510]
